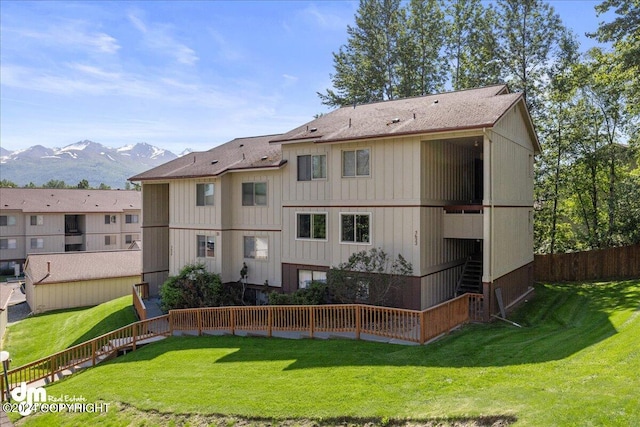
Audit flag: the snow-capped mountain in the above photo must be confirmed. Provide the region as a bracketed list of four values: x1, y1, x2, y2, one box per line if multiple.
[0, 140, 179, 188]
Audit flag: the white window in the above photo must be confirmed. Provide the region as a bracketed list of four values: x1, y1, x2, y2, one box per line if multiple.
[125, 214, 139, 224]
[340, 213, 371, 244]
[296, 213, 327, 240]
[105, 235, 117, 246]
[243, 236, 268, 260]
[197, 235, 215, 258]
[242, 182, 267, 206]
[0, 239, 17, 250]
[30, 238, 44, 249]
[104, 215, 117, 224]
[298, 270, 327, 289]
[196, 183, 214, 206]
[30, 215, 43, 226]
[297, 154, 327, 181]
[342, 149, 370, 177]
[0, 215, 16, 226]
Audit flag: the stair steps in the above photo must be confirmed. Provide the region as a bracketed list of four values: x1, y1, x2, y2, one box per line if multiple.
[456, 254, 483, 295]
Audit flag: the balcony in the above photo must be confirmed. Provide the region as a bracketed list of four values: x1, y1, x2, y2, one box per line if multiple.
[443, 205, 483, 239]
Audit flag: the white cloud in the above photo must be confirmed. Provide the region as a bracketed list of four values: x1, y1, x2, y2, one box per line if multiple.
[299, 4, 352, 31]
[7, 21, 120, 54]
[127, 12, 199, 66]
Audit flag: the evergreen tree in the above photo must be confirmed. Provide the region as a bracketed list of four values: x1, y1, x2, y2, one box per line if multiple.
[318, 0, 404, 107]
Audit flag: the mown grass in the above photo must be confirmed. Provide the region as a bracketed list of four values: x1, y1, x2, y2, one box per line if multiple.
[11, 280, 640, 426]
[3, 295, 137, 367]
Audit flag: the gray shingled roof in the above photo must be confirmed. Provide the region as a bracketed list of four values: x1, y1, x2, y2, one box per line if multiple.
[270, 85, 536, 146]
[25, 250, 141, 285]
[0, 286, 13, 311]
[0, 188, 140, 213]
[130, 134, 285, 181]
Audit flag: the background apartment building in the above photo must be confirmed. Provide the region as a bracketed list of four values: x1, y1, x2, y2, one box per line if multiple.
[0, 188, 141, 275]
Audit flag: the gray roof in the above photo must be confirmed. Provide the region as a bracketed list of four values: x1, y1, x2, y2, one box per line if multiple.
[25, 250, 141, 285]
[130, 134, 286, 181]
[0, 188, 140, 213]
[270, 85, 537, 148]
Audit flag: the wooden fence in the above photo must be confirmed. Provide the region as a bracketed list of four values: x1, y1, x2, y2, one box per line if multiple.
[169, 293, 483, 344]
[1, 293, 483, 401]
[534, 244, 640, 282]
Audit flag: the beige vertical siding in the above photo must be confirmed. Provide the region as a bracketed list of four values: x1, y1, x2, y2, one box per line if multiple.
[487, 104, 536, 280]
[170, 178, 221, 228]
[421, 138, 478, 204]
[420, 266, 465, 309]
[26, 275, 140, 314]
[231, 171, 282, 229]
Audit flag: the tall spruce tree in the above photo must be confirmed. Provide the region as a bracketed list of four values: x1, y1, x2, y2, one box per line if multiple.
[318, 0, 404, 107]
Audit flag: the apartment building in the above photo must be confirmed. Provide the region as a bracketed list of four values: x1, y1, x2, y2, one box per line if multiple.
[0, 188, 141, 275]
[131, 85, 539, 314]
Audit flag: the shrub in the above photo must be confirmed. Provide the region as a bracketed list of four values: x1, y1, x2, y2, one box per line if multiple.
[327, 248, 413, 306]
[268, 282, 328, 305]
[160, 263, 224, 311]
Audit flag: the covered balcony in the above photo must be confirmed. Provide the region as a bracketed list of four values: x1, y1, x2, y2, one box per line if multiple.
[442, 205, 483, 240]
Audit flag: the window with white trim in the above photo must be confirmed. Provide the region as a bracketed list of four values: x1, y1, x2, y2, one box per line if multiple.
[196, 183, 214, 206]
[243, 236, 268, 260]
[104, 215, 117, 224]
[30, 215, 44, 226]
[30, 238, 44, 249]
[242, 182, 267, 206]
[0, 239, 17, 250]
[340, 213, 371, 244]
[197, 235, 215, 258]
[298, 270, 327, 289]
[296, 213, 327, 240]
[125, 214, 139, 224]
[0, 216, 16, 226]
[297, 154, 327, 181]
[104, 235, 117, 246]
[342, 149, 370, 177]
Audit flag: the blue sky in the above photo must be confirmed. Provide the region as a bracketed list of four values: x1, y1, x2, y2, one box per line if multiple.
[0, 1, 612, 154]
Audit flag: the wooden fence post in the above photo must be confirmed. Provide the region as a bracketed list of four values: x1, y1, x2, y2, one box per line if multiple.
[197, 309, 202, 336]
[92, 340, 97, 366]
[169, 311, 174, 336]
[230, 308, 235, 336]
[309, 306, 315, 339]
[132, 324, 137, 351]
[419, 310, 426, 345]
[50, 356, 55, 383]
[267, 307, 273, 338]
[355, 305, 361, 340]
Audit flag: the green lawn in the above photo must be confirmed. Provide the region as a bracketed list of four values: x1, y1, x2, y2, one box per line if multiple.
[3, 295, 137, 367]
[11, 280, 640, 426]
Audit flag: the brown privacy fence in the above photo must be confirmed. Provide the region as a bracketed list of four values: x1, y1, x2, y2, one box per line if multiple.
[1, 293, 483, 401]
[534, 244, 640, 282]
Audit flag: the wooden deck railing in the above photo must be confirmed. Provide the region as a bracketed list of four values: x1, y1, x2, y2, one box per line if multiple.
[0, 315, 170, 401]
[2, 293, 483, 401]
[169, 293, 483, 345]
[132, 283, 149, 320]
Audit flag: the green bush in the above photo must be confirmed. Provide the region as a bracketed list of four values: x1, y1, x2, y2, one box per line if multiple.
[268, 281, 328, 305]
[160, 263, 224, 311]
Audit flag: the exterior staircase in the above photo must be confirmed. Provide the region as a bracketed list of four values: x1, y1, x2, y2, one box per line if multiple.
[456, 254, 483, 295]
